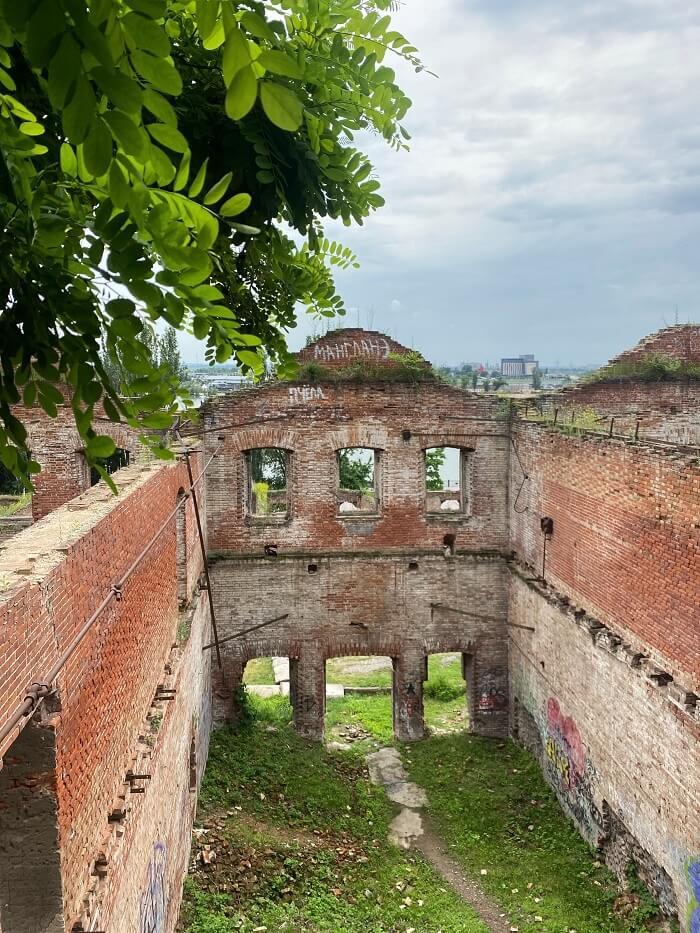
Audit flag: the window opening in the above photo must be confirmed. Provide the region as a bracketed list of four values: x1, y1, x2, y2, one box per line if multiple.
[90, 447, 130, 486]
[425, 447, 470, 514]
[248, 448, 289, 517]
[337, 448, 378, 514]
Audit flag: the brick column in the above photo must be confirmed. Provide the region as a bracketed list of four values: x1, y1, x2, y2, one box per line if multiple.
[470, 646, 508, 738]
[393, 651, 425, 742]
[291, 651, 325, 741]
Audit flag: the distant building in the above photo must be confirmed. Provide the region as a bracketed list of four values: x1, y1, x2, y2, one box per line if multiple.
[501, 354, 539, 377]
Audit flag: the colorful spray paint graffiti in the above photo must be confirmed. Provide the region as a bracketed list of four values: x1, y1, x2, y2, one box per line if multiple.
[687, 858, 700, 933]
[544, 697, 602, 840]
[477, 673, 507, 713]
[139, 842, 167, 933]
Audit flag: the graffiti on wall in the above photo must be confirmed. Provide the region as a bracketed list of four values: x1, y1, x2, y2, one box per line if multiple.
[544, 697, 602, 839]
[401, 681, 418, 718]
[313, 336, 390, 362]
[477, 673, 507, 713]
[288, 385, 327, 404]
[139, 842, 167, 933]
[687, 858, 700, 933]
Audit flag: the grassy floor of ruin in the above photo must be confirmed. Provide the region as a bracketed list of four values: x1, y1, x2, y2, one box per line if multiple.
[180, 660, 671, 933]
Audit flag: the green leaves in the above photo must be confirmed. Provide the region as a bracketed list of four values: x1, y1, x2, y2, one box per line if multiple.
[258, 50, 303, 80]
[0, 0, 418, 490]
[86, 435, 117, 458]
[92, 66, 143, 113]
[203, 172, 232, 205]
[63, 77, 96, 144]
[104, 110, 147, 161]
[260, 82, 303, 131]
[220, 193, 251, 217]
[225, 65, 257, 120]
[82, 118, 112, 177]
[132, 50, 182, 95]
[146, 122, 188, 153]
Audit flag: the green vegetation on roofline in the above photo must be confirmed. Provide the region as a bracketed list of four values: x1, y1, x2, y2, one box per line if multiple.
[292, 352, 441, 385]
[585, 354, 700, 383]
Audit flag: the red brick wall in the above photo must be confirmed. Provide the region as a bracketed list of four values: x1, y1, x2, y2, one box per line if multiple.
[0, 454, 208, 931]
[536, 381, 700, 445]
[12, 395, 144, 521]
[607, 324, 700, 366]
[202, 380, 510, 555]
[509, 422, 700, 690]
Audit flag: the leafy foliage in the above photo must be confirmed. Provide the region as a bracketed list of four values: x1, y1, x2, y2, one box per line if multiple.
[338, 447, 373, 490]
[250, 447, 286, 489]
[0, 0, 421, 485]
[425, 446, 445, 490]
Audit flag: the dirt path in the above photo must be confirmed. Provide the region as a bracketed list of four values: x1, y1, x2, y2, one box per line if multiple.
[414, 816, 511, 933]
[366, 746, 511, 933]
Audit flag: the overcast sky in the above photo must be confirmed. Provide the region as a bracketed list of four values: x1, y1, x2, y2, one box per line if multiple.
[184, 0, 700, 367]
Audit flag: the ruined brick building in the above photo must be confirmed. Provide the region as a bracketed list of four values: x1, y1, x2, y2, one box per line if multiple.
[0, 325, 698, 932]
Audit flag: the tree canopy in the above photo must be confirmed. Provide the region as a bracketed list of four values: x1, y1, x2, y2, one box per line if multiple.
[0, 0, 421, 486]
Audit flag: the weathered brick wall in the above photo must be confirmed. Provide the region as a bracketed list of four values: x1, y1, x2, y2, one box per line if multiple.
[535, 381, 700, 444]
[0, 453, 209, 932]
[12, 396, 145, 521]
[606, 324, 700, 366]
[508, 571, 699, 928]
[295, 328, 424, 368]
[210, 553, 509, 740]
[202, 380, 511, 555]
[509, 421, 700, 691]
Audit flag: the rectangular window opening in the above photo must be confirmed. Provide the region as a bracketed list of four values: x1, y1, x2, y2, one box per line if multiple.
[425, 446, 470, 515]
[337, 448, 378, 515]
[90, 447, 130, 486]
[248, 448, 289, 518]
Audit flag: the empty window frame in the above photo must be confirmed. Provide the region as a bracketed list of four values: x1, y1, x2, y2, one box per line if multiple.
[90, 447, 130, 486]
[337, 447, 379, 514]
[424, 446, 471, 514]
[247, 448, 289, 517]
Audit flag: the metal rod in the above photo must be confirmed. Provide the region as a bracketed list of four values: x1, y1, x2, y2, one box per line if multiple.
[202, 613, 290, 651]
[182, 447, 222, 669]
[0, 451, 217, 750]
[429, 602, 504, 624]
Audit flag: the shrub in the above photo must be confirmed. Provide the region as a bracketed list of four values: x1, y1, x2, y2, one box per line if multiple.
[424, 670, 464, 701]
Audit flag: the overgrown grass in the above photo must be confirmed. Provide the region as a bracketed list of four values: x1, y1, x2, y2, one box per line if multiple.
[292, 353, 438, 385]
[324, 654, 468, 748]
[405, 734, 667, 933]
[182, 691, 668, 933]
[181, 714, 487, 932]
[584, 354, 700, 384]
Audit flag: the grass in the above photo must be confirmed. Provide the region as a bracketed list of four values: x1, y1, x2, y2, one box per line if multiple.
[180, 699, 487, 932]
[405, 734, 667, 933]
[242, 657, 276, 685]
[0, 492, 31, 518]
[181, 680, 668, 933]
